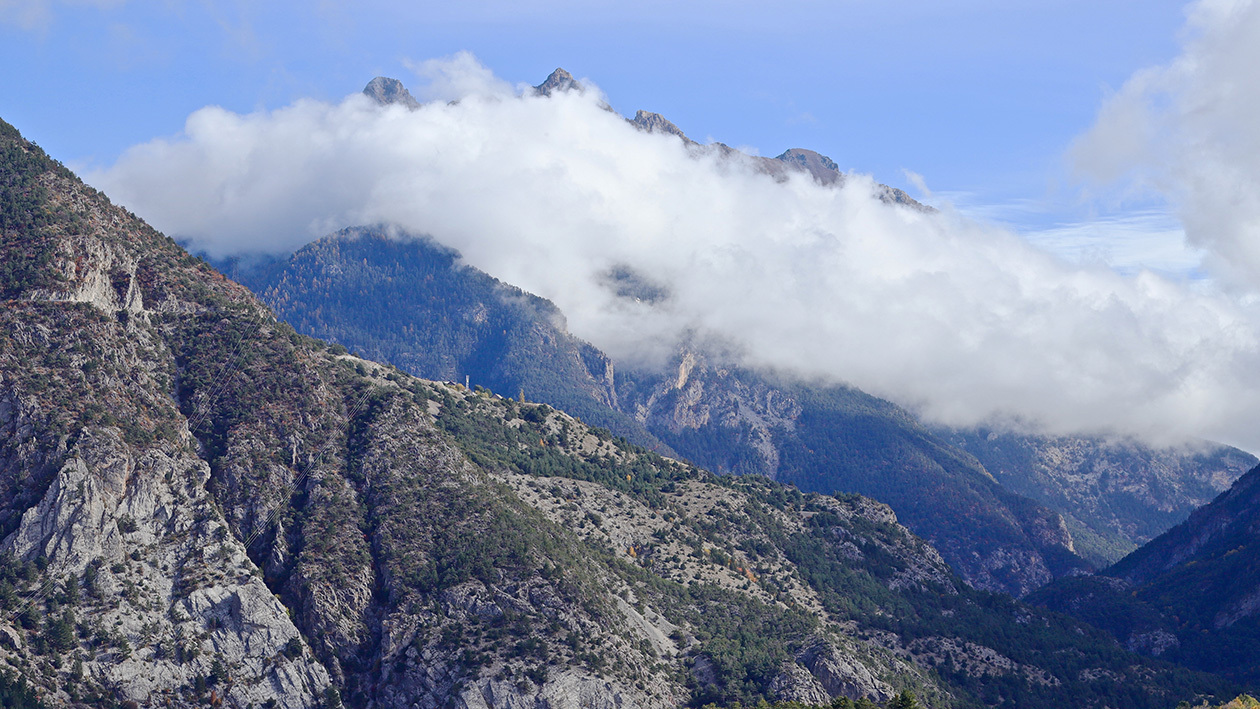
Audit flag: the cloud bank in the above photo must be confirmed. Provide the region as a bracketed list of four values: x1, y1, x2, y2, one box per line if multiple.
[1073, 0, 1260, 291]
[86, 52, 1260, 452]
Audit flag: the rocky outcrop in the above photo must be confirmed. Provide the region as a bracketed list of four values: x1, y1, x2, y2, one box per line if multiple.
[364, 76, 421, 109]
[630, 110, 695, 143]
[0, 317, 329, 706]
[774, 149, 843, 186]
[534, 68, 584, 97]
[796, 640, 892, 701]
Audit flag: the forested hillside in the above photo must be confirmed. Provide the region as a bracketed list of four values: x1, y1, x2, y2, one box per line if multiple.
[1032, 463, 1260, 683]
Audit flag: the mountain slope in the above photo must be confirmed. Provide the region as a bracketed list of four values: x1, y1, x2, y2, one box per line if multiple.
[0, 118, 332, 707]
[1032, 463, 1260, 682]
[215, 226, 668, 453]
[0, 116, 1240, 708]
[934, 429, 1254, 565]
[225, 228, 1090, 597]
[617, 353, 1093, 597]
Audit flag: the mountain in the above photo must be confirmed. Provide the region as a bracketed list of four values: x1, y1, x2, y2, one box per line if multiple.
[214, 227, 669, 453]
[534, 68, 584, 97]
[934, 429, 1254, 565]
[0, 116, 1240, 708]
[1031, 462, 1260, 682]
[363, 77, 421, 109]
[615, 351, 1094, 597]
[224, 227, 1092, 597]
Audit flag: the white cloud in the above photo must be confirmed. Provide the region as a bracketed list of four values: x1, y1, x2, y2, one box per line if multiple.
[402, 51, 516, 102]
[1072, 0, 1260, 291]
[86, 53, 1260, 452]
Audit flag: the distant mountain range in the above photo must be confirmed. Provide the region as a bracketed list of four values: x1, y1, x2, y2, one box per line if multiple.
[0, 114, 1242, 708]
[935, 429, 1254, 565]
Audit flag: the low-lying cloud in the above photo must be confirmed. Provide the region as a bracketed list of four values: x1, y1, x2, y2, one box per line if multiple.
[86, 50, 1260, 452]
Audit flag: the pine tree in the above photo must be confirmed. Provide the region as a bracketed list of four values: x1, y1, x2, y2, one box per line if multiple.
[47, 609, 75, 652]
[885, 690, 920, 709]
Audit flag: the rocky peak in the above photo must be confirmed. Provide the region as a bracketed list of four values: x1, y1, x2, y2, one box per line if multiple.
[363, 76, 420, 110]
[775, 148, 843, 186]
[534, 67, 584, 96]
[631, 110, 695, 144]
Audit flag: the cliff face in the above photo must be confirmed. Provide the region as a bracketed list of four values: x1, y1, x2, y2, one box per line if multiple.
[0, 119, 331, 706]
[0, 117, 1236, 709]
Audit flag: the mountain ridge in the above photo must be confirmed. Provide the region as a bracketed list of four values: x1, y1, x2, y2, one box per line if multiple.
[363, 72, 925, 205]
[0, 115, 1240, 708]
[1032, 462, 1260, 681]
[224, 226, 1095, 597]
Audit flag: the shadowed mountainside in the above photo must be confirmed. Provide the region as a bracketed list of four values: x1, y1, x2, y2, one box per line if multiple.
[1032, 463, 1260, 683]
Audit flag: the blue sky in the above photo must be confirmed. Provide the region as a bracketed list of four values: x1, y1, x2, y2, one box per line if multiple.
[1, 0, 1187, 234]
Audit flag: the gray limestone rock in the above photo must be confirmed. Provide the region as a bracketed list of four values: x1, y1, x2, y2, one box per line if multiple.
[364, 76, 421, 109]
[534, 68, 584, 96]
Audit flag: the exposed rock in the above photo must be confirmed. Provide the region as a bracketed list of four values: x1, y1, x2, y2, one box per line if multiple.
[797, 640, 893, 701]
[630, 110, 695, 143]
[775, 148, 843, 186]
[535, 68, 585, 97]
[364, 76, 421, 110]
[768, 661, 831, 704]
[1126, 630, 1180, 656]
[0, 426, 330, 708]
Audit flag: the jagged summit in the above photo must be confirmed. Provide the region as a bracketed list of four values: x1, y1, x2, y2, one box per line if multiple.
[534, 67, 583, 96]
[775, 148, 842, 186]
[630, 110, 695, 144]
[363, 76, 420, 109]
